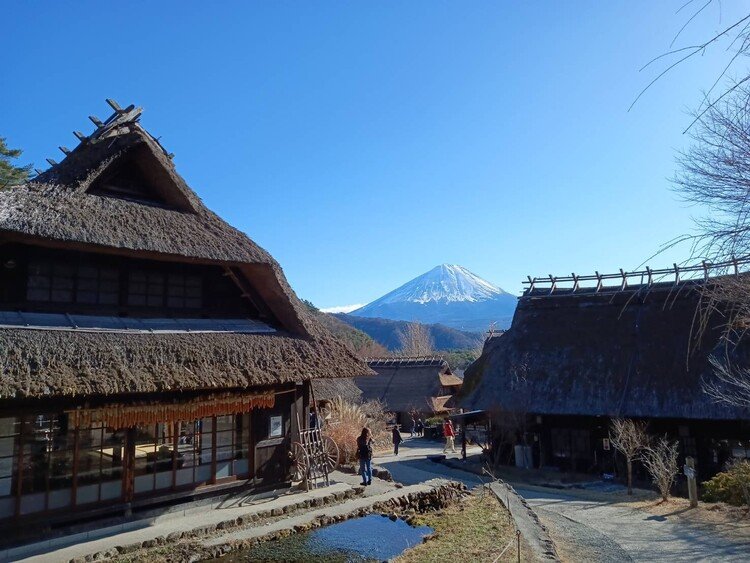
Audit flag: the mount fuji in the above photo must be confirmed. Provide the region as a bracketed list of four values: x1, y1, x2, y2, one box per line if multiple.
[350, 264, 517, 332]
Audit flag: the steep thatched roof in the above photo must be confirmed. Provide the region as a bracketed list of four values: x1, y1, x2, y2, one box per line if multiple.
[0, 103, 372, 398]
[461, 279, 749, 420]
[312, 378, 363, 404]
[0, 328, 364, 399]
[353, 357, 460, 413]
[0, 114, 319, 336]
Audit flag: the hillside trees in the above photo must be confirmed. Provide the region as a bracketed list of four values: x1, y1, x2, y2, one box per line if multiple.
[398, 322, 434, 357]
[0, 137, 31, 188]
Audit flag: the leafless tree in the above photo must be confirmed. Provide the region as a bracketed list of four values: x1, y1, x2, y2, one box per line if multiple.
[634, 3, 750, 131]
[398, 322, 434, 357]
[703, 356, 750, 408]
[666, 81, 750, 407]
[610, 418, 648, 495]
[356, 338, 389, 359]
[641, 435, 681, 502]
[674, 83, 750, 262]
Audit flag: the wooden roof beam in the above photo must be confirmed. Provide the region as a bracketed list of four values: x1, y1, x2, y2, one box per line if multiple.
[105, 98, 122, 112]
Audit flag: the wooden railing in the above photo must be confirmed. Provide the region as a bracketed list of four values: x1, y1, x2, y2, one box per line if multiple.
[365, 356, 447, 367]
[523, 256, 750, 296]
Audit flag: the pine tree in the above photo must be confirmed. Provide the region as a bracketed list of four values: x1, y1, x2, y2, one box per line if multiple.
[0, 137, 32, 188]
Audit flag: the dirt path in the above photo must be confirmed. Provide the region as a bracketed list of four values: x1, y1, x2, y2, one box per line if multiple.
[517, 486, 750, 562]
[379, 439, 750, 562]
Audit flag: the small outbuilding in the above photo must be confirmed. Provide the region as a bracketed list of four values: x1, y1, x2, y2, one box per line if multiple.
[353, 357, 462, 431]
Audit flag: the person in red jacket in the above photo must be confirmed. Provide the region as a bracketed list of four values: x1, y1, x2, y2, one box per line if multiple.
[442, 419, 456, 454]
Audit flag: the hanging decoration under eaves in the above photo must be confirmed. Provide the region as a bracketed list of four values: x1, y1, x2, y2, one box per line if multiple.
[65, 392, 276, 429]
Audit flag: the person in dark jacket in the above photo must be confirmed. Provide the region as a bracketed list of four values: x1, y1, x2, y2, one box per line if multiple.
[356, 427, 373, 485]
[392, 425, 403, 455]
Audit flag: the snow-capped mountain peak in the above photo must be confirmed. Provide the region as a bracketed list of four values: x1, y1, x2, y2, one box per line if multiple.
[367, 264, 506, 306]
[350, 264, 517, 332]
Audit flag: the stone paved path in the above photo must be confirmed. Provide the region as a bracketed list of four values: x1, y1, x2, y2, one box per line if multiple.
[379, 439, 750, 562]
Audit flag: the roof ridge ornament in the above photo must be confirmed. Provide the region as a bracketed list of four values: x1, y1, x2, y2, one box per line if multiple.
[523, 256, 750, 297]
[366, 355, 447, 367]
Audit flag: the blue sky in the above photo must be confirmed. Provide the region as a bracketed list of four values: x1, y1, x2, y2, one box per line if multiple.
[3, 2, 743, 309]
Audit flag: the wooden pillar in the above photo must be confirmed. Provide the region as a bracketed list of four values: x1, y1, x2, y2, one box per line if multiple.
[247, 409, 256, 483]
[171, 422, 178, 490]
[71, 427, 80, 507]
[685, 456, 698, 508]
[461, 422, 467, 460]
[123, 428, 136, 504]
[210, 417, 217, 484]
[302, 381, 310, 429]
[14, 416, 25, 518]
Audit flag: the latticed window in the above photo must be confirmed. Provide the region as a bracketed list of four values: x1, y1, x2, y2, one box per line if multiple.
[128, 271, 202, 309]
[26, 261, 75, 303]
[76, 265, 119, 305]
[127, 271, 165, 307]
[166, 274, 202, 309]
[26, 261, 120, 306]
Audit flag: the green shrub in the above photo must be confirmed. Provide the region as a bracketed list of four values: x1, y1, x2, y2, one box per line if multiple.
[425, 416, 445, 427]
[702, 460, 750, 506]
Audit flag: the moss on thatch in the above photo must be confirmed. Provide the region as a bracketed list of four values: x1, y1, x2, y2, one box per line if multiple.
[0, 328, 368, 399]
[461, 282, 749, 420]
[354, 357, 458, 413]
[312, 377, 363, 404]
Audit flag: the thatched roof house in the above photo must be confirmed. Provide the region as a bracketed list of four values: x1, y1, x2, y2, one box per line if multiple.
[461, 278, 748, 420]
[0, 101, 370, 531]
[312, 378, 363, 405]
[460, 268, 750, 474]
[353, 357, 462, 427]
[0, 104, 367, 399]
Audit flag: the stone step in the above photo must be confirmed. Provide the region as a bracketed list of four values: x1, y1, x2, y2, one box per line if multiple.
[8, 481, 364, 563]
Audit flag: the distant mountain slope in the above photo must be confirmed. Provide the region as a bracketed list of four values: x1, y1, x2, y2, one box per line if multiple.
[302, 301, 388, 357]
[351, 264, 517, 331]
[334, 313, 483, 352]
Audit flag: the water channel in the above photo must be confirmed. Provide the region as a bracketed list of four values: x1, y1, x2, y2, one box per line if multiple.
[215, 514, 434, 562]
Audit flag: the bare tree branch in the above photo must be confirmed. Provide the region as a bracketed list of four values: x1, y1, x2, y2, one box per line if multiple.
[641, 435, 681, 501]
[610, 418, 648, 495]
[397, 322, 434, 357]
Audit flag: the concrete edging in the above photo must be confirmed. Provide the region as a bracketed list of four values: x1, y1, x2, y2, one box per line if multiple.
[431, 456, 559, 562]
[489, 481, 560, 562]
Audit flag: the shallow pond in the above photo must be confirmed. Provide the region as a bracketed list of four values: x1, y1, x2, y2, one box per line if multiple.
[218, 514, 433, 562]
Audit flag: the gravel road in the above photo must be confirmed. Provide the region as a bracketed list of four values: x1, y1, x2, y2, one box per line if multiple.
[378, 440, 750, 562]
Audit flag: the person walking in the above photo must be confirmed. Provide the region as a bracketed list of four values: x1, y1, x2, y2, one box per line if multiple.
[442, 419, 456, 454]
[356, 427, 373, 486]
[417, 418, 424, 437]
[392, 425, 403, 455]
[410, 416, 416, 438]
[309, 405, 320, 430]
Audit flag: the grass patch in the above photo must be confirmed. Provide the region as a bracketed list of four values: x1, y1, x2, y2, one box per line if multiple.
[396, 489, 526, 562]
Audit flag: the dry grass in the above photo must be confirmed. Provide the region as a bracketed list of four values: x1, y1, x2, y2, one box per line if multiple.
[323, 397, 391, 462]
[633, 497, 750, 530]
[396, 491, 530, 563]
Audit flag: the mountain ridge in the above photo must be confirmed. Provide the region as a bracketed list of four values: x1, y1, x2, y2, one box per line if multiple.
[333, 313, 483, 351]
[351, 264, 517, 331]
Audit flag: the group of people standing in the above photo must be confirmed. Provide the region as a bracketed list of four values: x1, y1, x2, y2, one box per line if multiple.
[355, 417, 459, 485]
[409, 416, 425, 437]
